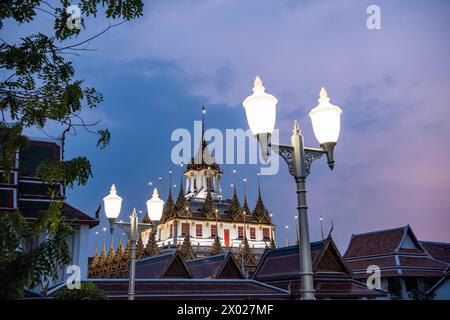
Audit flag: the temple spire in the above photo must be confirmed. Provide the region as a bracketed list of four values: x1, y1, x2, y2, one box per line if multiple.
[201, 180, 216, 219]
[160, 170, 175, 223]
[252, 177, 272, 223]
[202, 106, 206, 141]
[229, 174, 243, 220]
[175, 171, 189, 217]
[94, 231, 99, 258]
[116, 232, 125, 256]
[107, 230, 115, 260]
[242, 177, 250, 217]
[101, 228, 107, 258]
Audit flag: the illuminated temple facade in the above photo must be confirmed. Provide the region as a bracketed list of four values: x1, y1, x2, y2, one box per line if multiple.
[141, 134, 276, 257]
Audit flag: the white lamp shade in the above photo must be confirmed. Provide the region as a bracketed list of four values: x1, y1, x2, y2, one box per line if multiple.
[309, 87, 342, 145]
[103, 184, 123, 219]
[146, 188, 164, 221]
[242, 76, 278, 135]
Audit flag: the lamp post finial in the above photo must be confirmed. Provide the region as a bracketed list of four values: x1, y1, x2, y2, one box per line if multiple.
[320, 87, 328, 99]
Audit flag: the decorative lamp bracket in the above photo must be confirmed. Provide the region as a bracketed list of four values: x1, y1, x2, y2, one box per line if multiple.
[271, 144, 324, 178]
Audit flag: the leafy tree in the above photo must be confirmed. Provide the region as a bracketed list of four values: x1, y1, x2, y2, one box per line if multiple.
[54, 281, 107, 300]
[0, 0, 144, 299]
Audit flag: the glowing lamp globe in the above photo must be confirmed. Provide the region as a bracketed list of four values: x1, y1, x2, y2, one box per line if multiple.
[146, 188, 164, 221]
[242, 76, 278, 136]
[103, 184, 123, 220]
[308, 87, 342, 145]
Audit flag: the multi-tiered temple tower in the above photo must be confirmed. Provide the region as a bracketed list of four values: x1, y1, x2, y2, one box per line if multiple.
[141, 109, 276, 258]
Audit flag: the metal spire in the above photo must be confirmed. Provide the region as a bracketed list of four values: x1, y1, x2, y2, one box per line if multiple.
[202, 106, 206, 139]
[320, 216, 324, 240]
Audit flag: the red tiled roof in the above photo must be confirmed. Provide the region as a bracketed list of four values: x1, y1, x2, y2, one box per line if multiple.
[420, 241, 450, 264]
[399, 256, 448, 269]
[353, 268, 446, 279]
[265, 279, 385, 299]
[90, 279, 292, 300]
[344, 226, 406, 258]
[345, 256, 396, 271]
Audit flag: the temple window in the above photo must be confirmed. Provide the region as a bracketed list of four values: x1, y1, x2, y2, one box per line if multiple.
[238, 226, 244, 239]
[263, 228, 270, 240]
[196, 224, 203, 237]
[250, 227, 256, 240]
[211, 224, 217, 237]
[181, 222, 190, 236]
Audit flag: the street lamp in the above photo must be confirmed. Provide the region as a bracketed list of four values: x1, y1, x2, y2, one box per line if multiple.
[146, 188, 164, 221]
[103, 184, 122, 234]
[103, 184, 153, 300]
[243, 75, 278, 159]
[242, 76, 342, 300]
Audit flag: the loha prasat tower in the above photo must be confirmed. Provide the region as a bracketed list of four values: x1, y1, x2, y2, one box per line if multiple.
[140, 107, 276, 258]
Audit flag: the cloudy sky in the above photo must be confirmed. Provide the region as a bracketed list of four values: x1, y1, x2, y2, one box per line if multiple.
[4, 0, 450, 252]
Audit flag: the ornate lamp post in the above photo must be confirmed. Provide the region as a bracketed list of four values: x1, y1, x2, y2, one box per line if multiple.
[103, 184, 159, 300]
[242, 76, 343, 300]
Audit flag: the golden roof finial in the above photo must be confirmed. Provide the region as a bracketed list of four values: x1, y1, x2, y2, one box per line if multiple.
[320, 87, 328, 99]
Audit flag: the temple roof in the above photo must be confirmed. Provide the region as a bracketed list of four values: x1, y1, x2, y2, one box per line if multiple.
[420, 241, 450, 264]
[186, 140, 221, 172]
[165, 197, 273, 225]
[253, 236, 350, 282]
[228, 187, 244, 221]
[251, 236, 385, 299]
[127, 250, 192, 279]
[252, 188, 272, 224]
[186, 107, 221, 173]
[343, 225, 448, 279]
[344, 226, 414, 258]
[186, 253, 245, 279]
[85, 278, 291, 300]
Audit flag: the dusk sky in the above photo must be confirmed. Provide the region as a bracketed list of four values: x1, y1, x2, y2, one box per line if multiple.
[4, 0, 450, 253]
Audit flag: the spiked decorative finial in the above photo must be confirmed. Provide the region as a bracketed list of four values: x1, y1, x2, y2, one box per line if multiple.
[252, 75, 265, 92]
[254, 75, 263, 88]
[110, 184, 117, 194]
[320, 87, 328, 99]
[293, 120, 301, 134]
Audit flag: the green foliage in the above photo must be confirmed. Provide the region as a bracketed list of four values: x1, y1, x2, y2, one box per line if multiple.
[36, 156, 93, 189]
[54, 281, 107, 300]
[0, 123, 28, 182]
[0, 0, 144, 299]
[0, 210, 73, 299]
